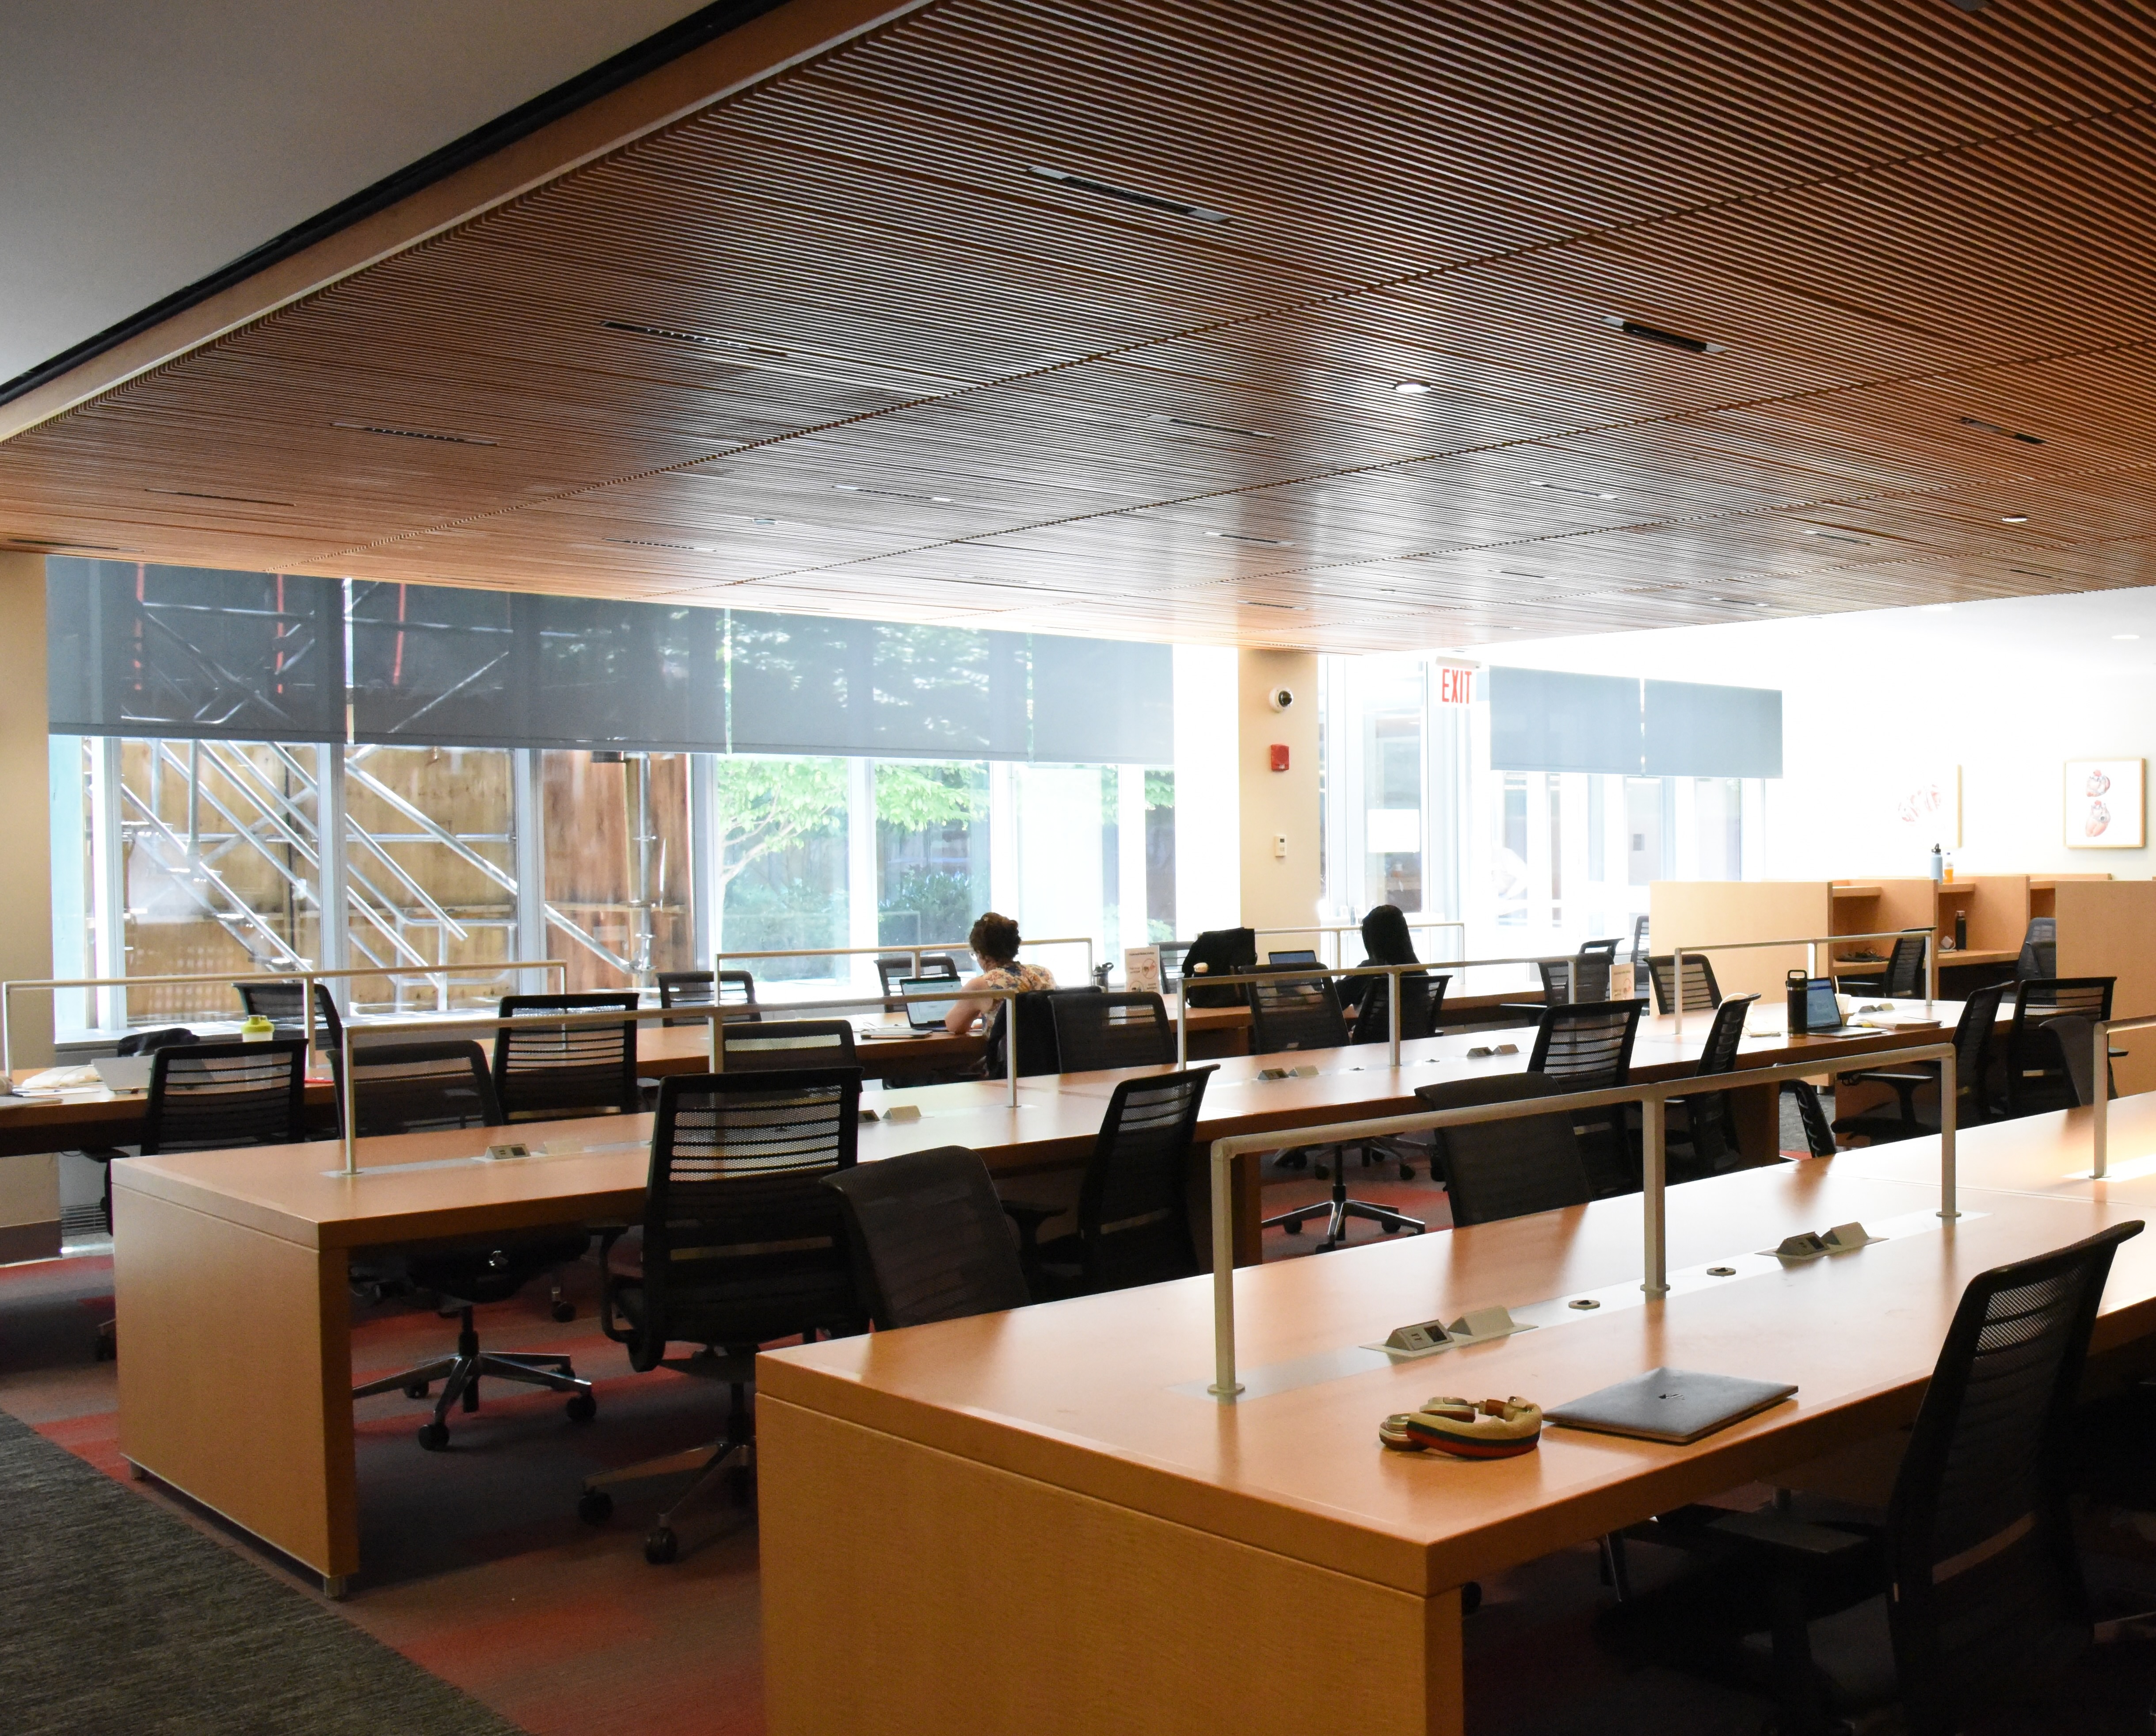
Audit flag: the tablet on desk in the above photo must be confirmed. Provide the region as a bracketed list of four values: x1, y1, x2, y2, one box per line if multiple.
[1547, 1367, 1797, 1445]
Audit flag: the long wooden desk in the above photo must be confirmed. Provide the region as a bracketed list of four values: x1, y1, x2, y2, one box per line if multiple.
[758, 1127, 2156, 1736]
[108, 996, 1966, 1594]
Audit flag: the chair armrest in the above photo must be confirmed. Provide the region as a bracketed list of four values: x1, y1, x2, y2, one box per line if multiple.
[1706, 1510, 1870, 1563]
[594, 1226, 635, 1346]
[1000, 1199, 1064, 1250]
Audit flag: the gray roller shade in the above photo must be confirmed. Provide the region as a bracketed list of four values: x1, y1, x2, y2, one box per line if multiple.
[1030, 634, 1173, 765]
[1489, 667, 1642, 774]
[1644, 680, 1782, 777]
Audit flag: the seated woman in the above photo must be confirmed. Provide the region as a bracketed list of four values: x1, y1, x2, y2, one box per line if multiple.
[944, 912, 1057, 1034]
[1340, 903, 1418, 1015]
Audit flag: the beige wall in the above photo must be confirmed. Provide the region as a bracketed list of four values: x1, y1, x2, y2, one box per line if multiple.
[0, 553, 50, 1072]
[1237, 650, 1321, 935]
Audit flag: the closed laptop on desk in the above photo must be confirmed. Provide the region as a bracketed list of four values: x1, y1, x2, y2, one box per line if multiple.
[1546, 1366, 1797, 1445]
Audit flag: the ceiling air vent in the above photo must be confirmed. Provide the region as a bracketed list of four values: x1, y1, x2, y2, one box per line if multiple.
[1958, 416, 2044, 445]
[146, 488, 294, 506]
[1027, 166, 1230, 223]
[1602, 316, 1723, 355]
[606, 538, 715, 553]
[333, 420, 497, 446]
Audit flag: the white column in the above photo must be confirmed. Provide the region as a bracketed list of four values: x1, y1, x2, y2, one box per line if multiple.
[511, 748, 547, 993]
[846, 758, 878, 994]
[1117, 763, 1148, 961]
[314, 743, 349, 995]
[1173, 644, 1238, 935]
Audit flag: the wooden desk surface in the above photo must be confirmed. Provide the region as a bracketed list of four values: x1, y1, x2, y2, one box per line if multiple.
[1843, 1094, 2156, 1205]
[761, 1145, 2156, 1599]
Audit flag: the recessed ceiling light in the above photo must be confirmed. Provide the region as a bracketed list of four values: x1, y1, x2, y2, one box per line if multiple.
[1528, 480, 1618, 499]
[1205, 531, 1294, 546]
[333, 420, 498, 446]
[1601, 316, 1724, 355]
[1238, 600, 1303, 610]
[1710, 596, 1773, 609]
[1394, 381, 1435, 395]
[1802, 529, 1871, 545]
[750, 517, 777, 526]
[1026, 165, 1230, 223]
[2000, 515, 2030, 524]
[605, 538, 716, 553]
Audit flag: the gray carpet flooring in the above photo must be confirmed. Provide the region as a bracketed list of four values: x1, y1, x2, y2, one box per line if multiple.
[0, 1408, 521, 1735]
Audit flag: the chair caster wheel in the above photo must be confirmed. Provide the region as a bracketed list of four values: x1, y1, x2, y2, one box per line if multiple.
[551, 1301, 575, 1324]
[1399, 1164, 1416, 1182]
[417, 1422, 449, 1451]
[94, 1337, 116, 1363]
[565, 1393, 597, 1423]
[1382, 1221, 1401, 1234]
[403, 1380, 430, 1400]
[644, 1526, 678, 1564]
[1280, 1219, 1302, 1235]
[578, 1489, 613, 1525]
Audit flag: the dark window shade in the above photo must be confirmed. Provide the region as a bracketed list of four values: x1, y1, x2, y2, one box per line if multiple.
[1644, 680, 1782, 778]
[48, 558, 345, 742]
[61, 561, 1172, 763]
[1489, 667, 1642, 774]
[1030, 635, 1173, 764]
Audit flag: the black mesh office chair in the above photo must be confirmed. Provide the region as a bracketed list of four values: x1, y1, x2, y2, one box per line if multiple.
[874, 954, 960, 1008]
[235, 979, 344, 1050]
[1413, 1075, 1590, 1226]
[1050, 991, 1173, 1072]
[2005, 976, 2114, 1118]
[1783, 1080, 1838, 1159]
[1348, 970, 1448, 1045]
[1573, 938, 1620, 1003]
[983, 992, 1062, 1077]
[142, 1039, 310, 1153]
[1647, 954, 1722, 1015]
[1006, 1068, 1215, 1295]
[657, 969, 760, 1026]
[492, 993, 640, 1121]
[1629, 914, 1650, 966]
[1874, 930, 1930, 998]
[1631, 1223, 2141, 1736]
[1835, 982, 2007, 1145]
[345, 1042, 595, 1449]
[582, 1069, 864, 1563]
[2041, 1015, 2106, 1108]
[1247, 973, 1350, 1054]
[1665, 993, 1760, 1181]
[1528, 1000, 1645, 1195]
[2017, 916, 2057, 981]
[721, 1019, 857, 1072]
[824, 1145, 1032, 1328]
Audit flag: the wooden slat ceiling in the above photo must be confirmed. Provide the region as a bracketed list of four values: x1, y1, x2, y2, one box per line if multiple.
[7, 0, 2156, 651]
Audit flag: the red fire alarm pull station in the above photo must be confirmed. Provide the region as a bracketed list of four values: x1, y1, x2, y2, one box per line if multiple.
[1269, 744, 1291, 772]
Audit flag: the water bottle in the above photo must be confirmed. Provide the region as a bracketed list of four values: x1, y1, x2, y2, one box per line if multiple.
[1929, 843, 1943, 884]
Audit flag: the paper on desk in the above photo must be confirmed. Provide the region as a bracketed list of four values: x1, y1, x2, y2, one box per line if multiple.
[17, 1064, 101, 1093]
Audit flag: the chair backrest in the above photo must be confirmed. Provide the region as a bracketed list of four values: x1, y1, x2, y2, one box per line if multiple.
[1629, 914, 1650, 965]
[1953, 981, 2009, 1120]
[628, 1070, 864, 1368]
[1348, 970, 1448, 1045]
[491, 993, 640, 1121]
[1883, 1221, 2142, 1735]
[142, 1039, 309, 1155]
[723, 1019, 858, 1073]
[1571, 946, 1615, 1004]
[2018, 916, 2057, 981]
[1691, 994, 1759, 1080]
[2007, 977, 2115, 1115]
[1646, 954, 1722, 1015]
[1051, 991, 1173, 1072]
[1075, 1067, 1216, 1291]
[235, 980, 344, 1046]
[2040, 1016, 2103, 1108]
[1246, 973, 1350, 1055]
[875, 954, 960, 1001]
[1178, 926, 1257, 1007]
[656, 970, 759, 1026]
[983, 992, 1062, 1078]
[1882, 929, 1930, 997]
[1527, 1000, 1644, 1090]
[1537, 959, 1571, 1004]
[1783, 1080, 1837, 1158]
[347, 1040, 502, 1138]
[1413, 1075, 1589, 1227]
[823, 1145, 1031, 1328]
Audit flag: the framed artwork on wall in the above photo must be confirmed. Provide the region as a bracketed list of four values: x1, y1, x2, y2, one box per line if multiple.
[2065, 759, 2145, 848]
[1885, 764, 1960, 847]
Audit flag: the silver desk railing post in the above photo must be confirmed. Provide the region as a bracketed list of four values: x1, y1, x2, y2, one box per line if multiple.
[1672, 949, 1685, 1040]
[1208, 1141, 1242, 1398]
[1007, 995, 1020, 1107]
[340, 1022, 358, 1176]
[1641, 1095, 1667, 1296]
[1389, 962, 1403, 1068]
[1939, 1050, 1959, 1219]
[2092, 1019, 2110, 1179]
[1177, 988, 1189, 1069]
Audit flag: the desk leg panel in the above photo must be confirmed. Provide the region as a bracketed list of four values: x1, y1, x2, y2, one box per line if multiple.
[114, 1188, 356, 1580]
[760, 1395, 1463, 1736]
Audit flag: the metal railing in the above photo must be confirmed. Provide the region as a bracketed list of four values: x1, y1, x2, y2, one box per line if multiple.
[1201, 1039, 1960, 1399]
[2087, 1013, 2156, 1177]
[1668, 929, 1935, 1038]
[331, 983, 1036, 1174]
[1249, 921, 1468, 968]
[716, 936, 1099, 988]
[1, 959, 571, 1087]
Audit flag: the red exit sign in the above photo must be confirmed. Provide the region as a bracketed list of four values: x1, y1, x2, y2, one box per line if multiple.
[1436, 666, 1474, 706]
